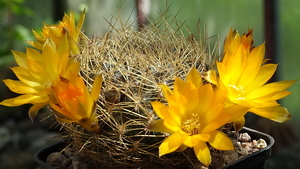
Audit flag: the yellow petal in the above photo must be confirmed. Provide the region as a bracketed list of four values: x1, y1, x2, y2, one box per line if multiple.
[186, 67, 203, 87]
[174, 144, 188, 152]
[202, 70, 218, 85]
[29, 103, 48, 121]
[147, 119, 174, 133]
[75, 8, 86, 41]
[244, 64, 277, 92]
[0, 94, 45, 106]
[193, 142, 211, 166]
[249, 106, 291, 123]
[90, 74, 103, 101]
[246, 80, 297, 100]
[217, 62, 230, 85]
[159, 83, 173, 100]
[222, 105, 249, 123]
[3, 79, 37, 94]
[151, 101, 168, 119]
[192, 133, 211, 142]
[197, 84, 214, 115]
[12, 50, 27, 68]
[50, 102, 80, 120]
[234, 116, 245, 132]
[159, 132, 183, 157]
[11, 67, 40, 88]
[183, 135, 201, 147]
[238, 44, 264, 87]
[208, 130, 234, 150]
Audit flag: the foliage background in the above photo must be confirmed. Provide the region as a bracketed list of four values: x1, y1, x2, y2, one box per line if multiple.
[0, 0, 299, 168]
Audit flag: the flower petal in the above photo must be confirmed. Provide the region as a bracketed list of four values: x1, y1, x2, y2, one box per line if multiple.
[147, 119, 174, 133]
[3, 79, 37, 94]
[243, 64, 277, 92]
[29, 103, 48, 121]
[246, 80, 297, 100]
[159, 84, 173, 101]
[202, 70, 218, 85]
[208, 130, 234, 150]
[159, 132, 183, 157]
[234, 116, 245, 132]
[0, 94, 45, 107]
[249, 106, 291, 123]
[193, 142, 211, 166]
[90, 74, 103, 101]
[186, 67, 203, 87]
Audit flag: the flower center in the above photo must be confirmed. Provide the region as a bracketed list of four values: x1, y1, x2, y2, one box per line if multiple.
[181, 113, 201, 135]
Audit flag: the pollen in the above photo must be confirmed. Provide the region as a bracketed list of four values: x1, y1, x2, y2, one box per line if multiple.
[181, 114, 201, 135]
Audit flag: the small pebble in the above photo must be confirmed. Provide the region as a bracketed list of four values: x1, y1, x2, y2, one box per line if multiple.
[238, 133, 251, 142]
[255, 138, 267, 149]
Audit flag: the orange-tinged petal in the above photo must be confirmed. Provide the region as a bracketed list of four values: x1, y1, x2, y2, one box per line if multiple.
[193, 142, 211, 166]
[208, 130, 234, 150]
[159, 132, 183, 157]
[249, 106, 291, 123]
[50, 102, 81, 120]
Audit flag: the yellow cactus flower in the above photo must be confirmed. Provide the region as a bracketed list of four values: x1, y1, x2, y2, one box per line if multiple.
[204, 28, 296, 130]
[50, 73, 102, 133]
[148, 67, 248, 166]
[27, 9, 86, 55]
[0, 36, 79, 121]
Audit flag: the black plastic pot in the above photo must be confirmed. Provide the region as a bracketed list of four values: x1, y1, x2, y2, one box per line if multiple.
[34, 127, 274, 169]
[223, 127, 274, 169]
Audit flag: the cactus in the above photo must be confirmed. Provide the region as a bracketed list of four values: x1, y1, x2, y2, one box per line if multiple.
[61, 13, 213, 169]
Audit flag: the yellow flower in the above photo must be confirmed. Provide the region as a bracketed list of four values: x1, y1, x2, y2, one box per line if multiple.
[0, 36, 79, 121]
[27, 9, 86, 55]
[148, 67, 248, 166]
[50, 73, 102, 133]
[204, 28, 297, 130]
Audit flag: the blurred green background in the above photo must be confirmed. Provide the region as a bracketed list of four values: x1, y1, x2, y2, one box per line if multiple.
[0, 0, 299, 168]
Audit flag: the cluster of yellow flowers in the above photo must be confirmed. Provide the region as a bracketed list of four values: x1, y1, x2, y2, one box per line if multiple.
[0, 10, 102, 132]
[0, 10, 296, 167]
[147, 29, 296, 165]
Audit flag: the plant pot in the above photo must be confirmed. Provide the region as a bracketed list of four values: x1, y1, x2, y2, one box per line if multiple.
[34, 127, 274, 169]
